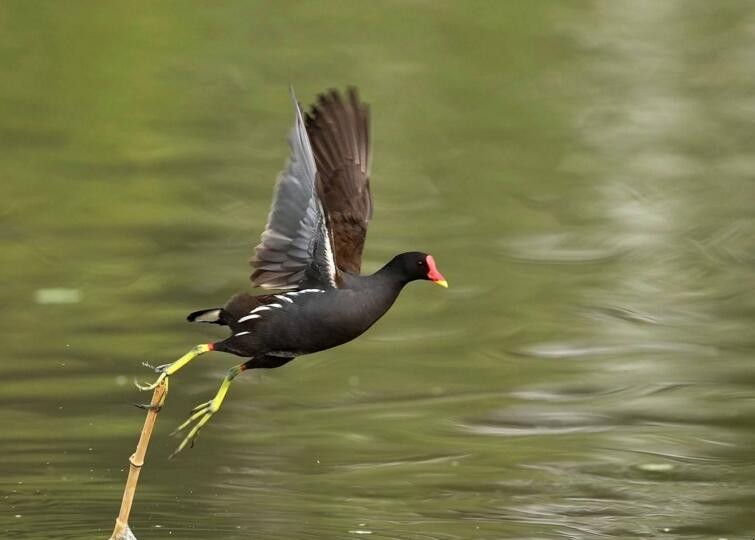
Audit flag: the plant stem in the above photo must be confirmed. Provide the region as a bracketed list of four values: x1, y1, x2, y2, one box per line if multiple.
[109, 380, 168, 540]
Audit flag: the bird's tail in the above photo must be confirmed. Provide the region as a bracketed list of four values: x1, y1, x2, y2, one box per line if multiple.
[187, 308, 225, 325]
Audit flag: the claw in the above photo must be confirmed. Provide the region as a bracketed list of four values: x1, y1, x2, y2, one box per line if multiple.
[134, 402, 162, 412]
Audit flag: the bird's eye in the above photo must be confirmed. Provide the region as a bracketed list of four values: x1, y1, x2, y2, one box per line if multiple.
[417, 260, 424, 266]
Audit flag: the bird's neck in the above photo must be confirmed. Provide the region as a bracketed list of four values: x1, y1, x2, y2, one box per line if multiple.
[372, 256, 411, 289]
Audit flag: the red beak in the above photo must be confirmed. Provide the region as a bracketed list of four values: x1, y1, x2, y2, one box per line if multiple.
[425, 255, 448, 288]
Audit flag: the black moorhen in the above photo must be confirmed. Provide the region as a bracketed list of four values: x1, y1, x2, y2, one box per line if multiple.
[137, 88, 447, 457]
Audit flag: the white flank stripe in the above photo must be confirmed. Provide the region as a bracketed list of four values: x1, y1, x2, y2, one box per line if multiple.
[275, 295, 294, 303]
[250, 306, 272, 314]
[268, 303, 283, 309]
[235, 331, 250, 337]
[238, 314, 262, 323]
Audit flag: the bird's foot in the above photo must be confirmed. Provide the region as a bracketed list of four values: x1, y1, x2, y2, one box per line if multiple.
[133, 375, 170, 410]
[169, 399, 218, 458]
[168, 364, 241, 458]
[134, 370, 168, 391]
[141, 361, 174, 373]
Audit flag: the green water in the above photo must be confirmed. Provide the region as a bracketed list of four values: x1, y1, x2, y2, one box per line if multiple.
[2, 2, 754, 538]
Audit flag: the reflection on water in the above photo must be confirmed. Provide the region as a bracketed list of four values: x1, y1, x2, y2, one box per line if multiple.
[2, 1, 754, 539]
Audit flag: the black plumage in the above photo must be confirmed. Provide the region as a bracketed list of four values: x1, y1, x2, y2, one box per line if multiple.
[139, 88, 447, 456]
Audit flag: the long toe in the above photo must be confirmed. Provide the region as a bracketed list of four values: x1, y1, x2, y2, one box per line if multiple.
[134, 372, 166, 391]
[169, 406, 216, 458]
[190, 400, 213, 414]
[170, 403, 211, 437]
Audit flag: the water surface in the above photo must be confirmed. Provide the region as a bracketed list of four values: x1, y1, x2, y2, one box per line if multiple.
[1, 2, 753, 538]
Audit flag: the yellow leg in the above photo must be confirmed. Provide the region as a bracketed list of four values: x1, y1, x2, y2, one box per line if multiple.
[135, 344, 213, 391]
[169, 364, 244, 458]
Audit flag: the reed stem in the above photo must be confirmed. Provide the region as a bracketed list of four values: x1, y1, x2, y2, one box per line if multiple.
[109, 380, 167, 540]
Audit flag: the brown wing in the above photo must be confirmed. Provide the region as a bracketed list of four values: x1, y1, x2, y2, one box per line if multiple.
[304, 88, 372, 275]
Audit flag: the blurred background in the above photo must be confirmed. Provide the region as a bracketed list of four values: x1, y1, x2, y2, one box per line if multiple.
[1, 1, 754, 538]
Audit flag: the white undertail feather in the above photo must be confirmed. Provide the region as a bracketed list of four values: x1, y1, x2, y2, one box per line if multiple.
[192, 309, 222, 323]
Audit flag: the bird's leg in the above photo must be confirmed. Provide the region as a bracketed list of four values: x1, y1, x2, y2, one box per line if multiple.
[169, 363, 246, 458]
[135, 344, 213, 391]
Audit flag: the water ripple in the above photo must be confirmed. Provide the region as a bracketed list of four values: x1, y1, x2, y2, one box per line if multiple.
[514, 340, 717, 359]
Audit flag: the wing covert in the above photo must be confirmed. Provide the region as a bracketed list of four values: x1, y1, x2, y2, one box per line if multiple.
[250, 90, 337, 290]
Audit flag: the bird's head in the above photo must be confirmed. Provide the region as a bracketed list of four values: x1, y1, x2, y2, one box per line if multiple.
[394, 252, 448, 288]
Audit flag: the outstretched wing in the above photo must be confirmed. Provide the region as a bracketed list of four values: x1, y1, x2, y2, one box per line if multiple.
[249, 90, 337, 290]
[305, 88, 372, 275]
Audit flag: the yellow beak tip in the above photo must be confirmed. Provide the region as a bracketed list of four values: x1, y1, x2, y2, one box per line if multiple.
[434, 280, 449, 288]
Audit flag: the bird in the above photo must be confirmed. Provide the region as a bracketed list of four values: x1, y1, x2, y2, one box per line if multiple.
[136, 87, 447, 457]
